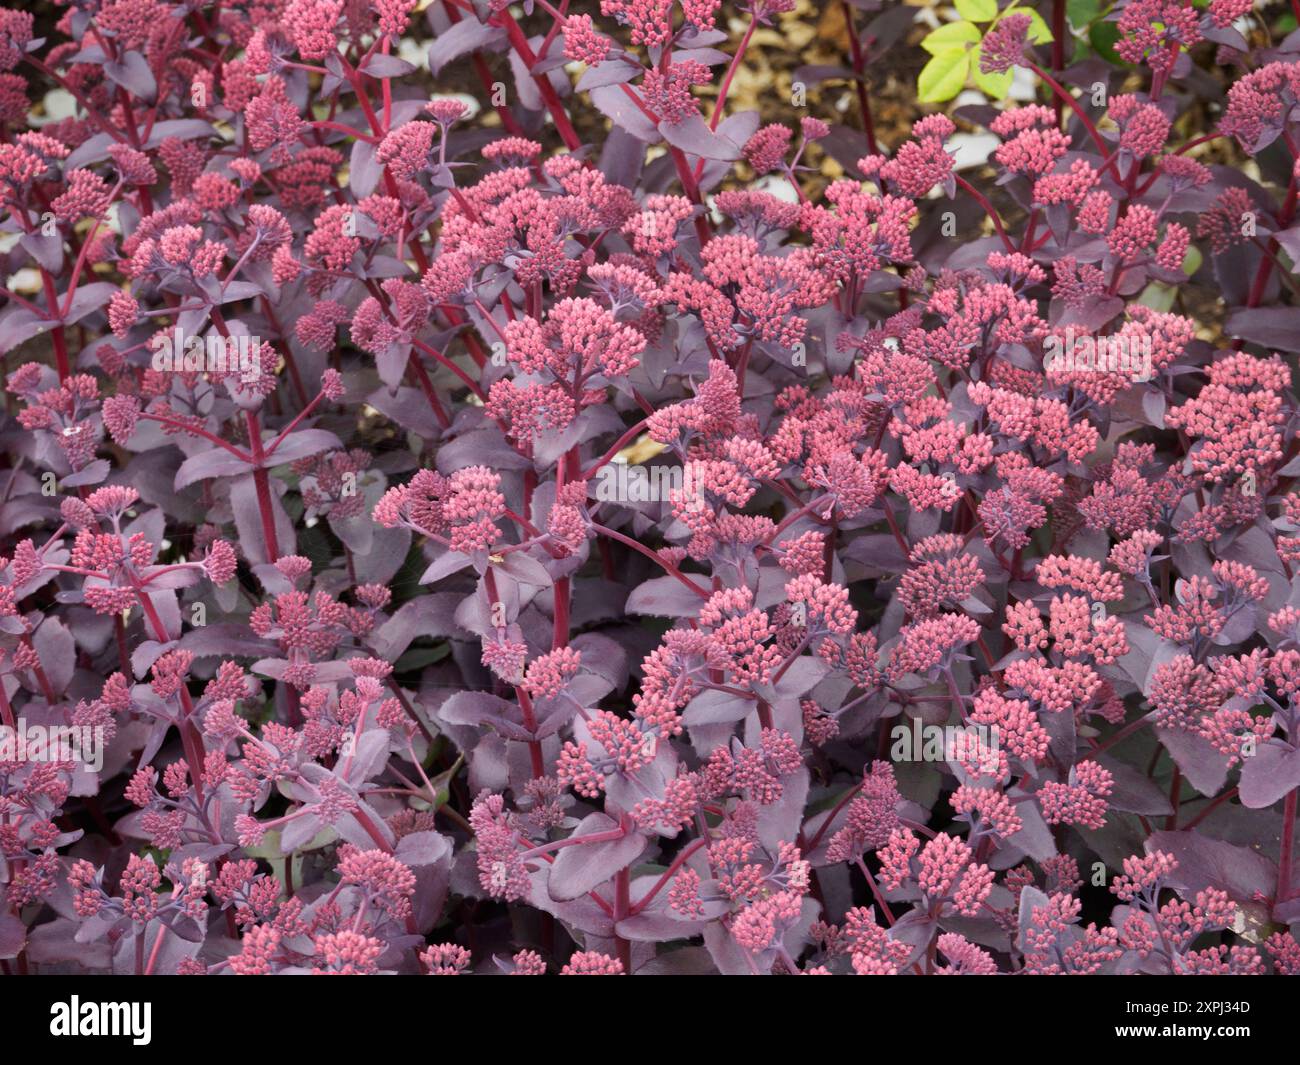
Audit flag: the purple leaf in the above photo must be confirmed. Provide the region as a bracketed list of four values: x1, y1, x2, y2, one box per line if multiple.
[590, 84, 660, 142]
[658, 114, 742, 161]
[104, 52, 156, 100]
[0, 913, 26, 960]
[229, 472, 296, 566]
[360, 53, 416, 77]
[61, 459, 110, 488]
[625, 575, 709, 617]
[577, 60, 639, 92]
[1158, 728, 1232, 797]
[428, 21, 507, 76]
[1238, 742, 1300, 809]
[1224, 307, 1300, 351]
[266, 428, 343, 465]
[1145, 830, 1276, 907]
[33, 617, 75, 696]
[174, 447, 253, 489]
[547, 813, 646, 901]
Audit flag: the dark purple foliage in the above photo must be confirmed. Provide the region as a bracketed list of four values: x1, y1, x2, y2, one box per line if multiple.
[0, 0, 1298, 977]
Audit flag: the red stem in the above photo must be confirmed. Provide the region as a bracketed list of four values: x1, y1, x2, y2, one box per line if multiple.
[496, 11, 582, 151]
[588, 522, 709, 597]
[630, 838, 708, 914]
[136, 591, 207, 807]
[709, 17, 757, 133]
[1051, 0, 1065, 126]
[1027, 62, 1107, 155]
[581, 419, 651, 479]
[246, 410, 282, 562]
[1280, 789, 1298, 905]
[841, 2, 877, 154]
[137, 412, 252, 459]
[614, 866, 632, 972]
[954, 175, 1016, 253]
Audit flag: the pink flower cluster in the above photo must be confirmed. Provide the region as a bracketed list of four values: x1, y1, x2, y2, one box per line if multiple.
[0, 0, 1298, 981]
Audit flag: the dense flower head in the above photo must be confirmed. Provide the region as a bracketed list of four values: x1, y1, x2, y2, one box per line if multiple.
[877, 121, 954, 198]
[0, 0, 1295, 983]
[1038, 762, 1114, 830]
[1220, 62, 1300, 153]
[1116, 0, 1202, 74]
[979, 13, 1031, 75]
[993, 109, 1070, 176]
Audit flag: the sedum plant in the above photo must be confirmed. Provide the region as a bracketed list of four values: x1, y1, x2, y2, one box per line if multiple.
[0, 0, 1296, 976]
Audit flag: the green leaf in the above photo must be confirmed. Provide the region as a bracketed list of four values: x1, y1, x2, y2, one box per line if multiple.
[955, 0, 999, 21]
[921, 20, 981, 55]
[1089, 20, 1123, 64]
[395, 642, 451, 672]
[1182, 245, 1203, 276]
[972, 46, 1014, 98]
[1024, 8, 1054, 43]
[1137, 281, 1176, 313]
[918, 49, 970, 103]
[426, 754, 465, 808]
[1067, 0, 1101, 30]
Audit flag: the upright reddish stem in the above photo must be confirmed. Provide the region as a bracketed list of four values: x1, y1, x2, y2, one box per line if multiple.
[496, 11, 582, 151]
[1165, 766, 1181, 830]
[246, 410, 282, 563]
[709, 16, 757, 133]
[1280, 789, 1298, 905]
[38, 270, 71, 381]
[551, 449, 579, 650]
[1051, 0, 1065, 126]
[515, 687, 546, 779]
[614, 866, 632, 972]
[19, 635, 58, 704]
[204, 307, 285, 563]
[0, 680, 15, 730]
[136, 590, 207, 807]
[485, 566, 546, 777]
[841, 1, 877, 154]
[1238, 164, 1298, 337]
[954, 175, 1016, 253]
[1028, 62, 1107, 155]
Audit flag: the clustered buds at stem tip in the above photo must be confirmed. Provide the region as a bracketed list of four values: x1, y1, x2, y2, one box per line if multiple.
[0, 0, 1297, 979]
